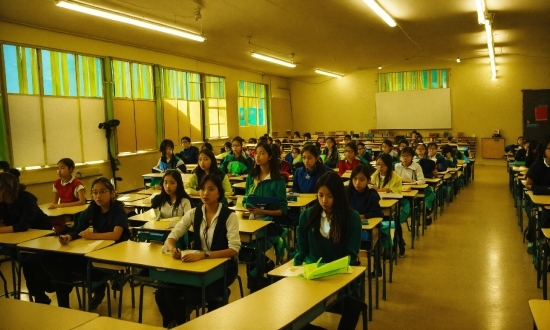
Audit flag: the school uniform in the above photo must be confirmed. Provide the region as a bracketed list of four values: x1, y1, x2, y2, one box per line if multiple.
[370, 170, 402, 194]
[156, 204, 240, 326]
[515, 148, 527, 161]
[322, 147, 340, 168]
[0, 190, 53, 304]
[53, 176, 84, 203]
[185, 172, 233, 198]
[220, 153, 252, 176]
[427, 154, 448, 172]
[295, 207, 363, 330]
[41, 202, 130, 308]
[178, 145, 200, 164]
[526, 159, 550, 195]
[338, 159, 361, 176]
[155, 156, 187, 173]
[345, 186, 383, 220]
[292, 165, 331, 193]
[359, 150, 372, 162]
[526, 152, 537, 168]
[394, 161, 426, 184]
[151, 195, 192, 218]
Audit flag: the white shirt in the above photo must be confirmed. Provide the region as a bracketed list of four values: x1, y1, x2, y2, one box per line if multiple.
[167, 203, 241, 253]
[157, 197, 191, 219]
[52, 175, 85, 197]
[320, 211, 331, 239]
[394, 161, 425, 184]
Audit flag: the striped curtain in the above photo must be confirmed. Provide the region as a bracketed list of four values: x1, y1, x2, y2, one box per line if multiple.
[78, 55, 102, 97]
[378, 69, 448, 92]
[112, 60, 131, 98]
[2, 44, 39, 95]
[41, 50, 77, 96]
[237, 81, 267, 126]
[187, 72, 201, 100]
[131, 63, 153, 100]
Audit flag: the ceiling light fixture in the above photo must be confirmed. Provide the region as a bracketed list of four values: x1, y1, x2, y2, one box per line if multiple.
[363, 0, 396, 27]
[315, 69, 343, 78]
[251, 52, 296, 68]
[456, 57, 461, 63]
[378, 66, 382, 70]
[56, 0, 205, 42]
[484, 19, 496, 79]
[475, 0, 486, 25]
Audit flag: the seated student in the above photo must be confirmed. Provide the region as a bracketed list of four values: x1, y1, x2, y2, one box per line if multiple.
[294, 171, 363, 330]
[303, 132, 312, 142]
[49, 158, 86, 209]
[525, 139, 538, 168]
[345, 165, 383, 277]
[426, 142, 447, 172]
[396, 139, 409, 157]
[371, 154, 405, 257]
[410, 139, 419, 151]
[155, 139, 187, 174]
[0, 172, 53, 304]
[41, 177, 130, 309]
[0, 161, 9, 172]
[152, 170, 192, 218]
[220, 137, 253, 176]
[380, 139, 398, 162]
[201, 142, 213, 151]
[287, 147, 304, 174]
[157, 174, 240, 327]
[292, 144, 331, 193]
[187, 150, 232, 200]
[322, 137, 340, 169]
[357, 142, 372, 163]
[411, 130, 418, 141]
[242, 142, 288, 271]
[412, 145, 436, 225]
[515, 139, 528, 161]
[271, 144, 290, 182]
[343, 134, 352, 144]
[338, 142, 361, 176]
[267, 136, 273, 145]
[441, 144, 458, 168]
[217, 141, 233, 159]
[505, 136, 524, 154]
[293, 131, 301, 139]
[178, 136, 200, 164]
[273, 139, 284, 157]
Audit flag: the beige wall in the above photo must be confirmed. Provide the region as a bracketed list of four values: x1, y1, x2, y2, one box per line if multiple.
[289, 56, 550, 165]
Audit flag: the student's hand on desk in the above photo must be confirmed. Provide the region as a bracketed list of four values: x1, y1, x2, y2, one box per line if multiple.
[48, 203, 59, 209]
[181, 252, 205, 262]
[374, 187, 390, 193]
[79, 231, 95, 239]
[59, 235, 71, 245]
[432, 170, 439, 176]
[171, 247, 181, 260]
[247, 207, 265, 216]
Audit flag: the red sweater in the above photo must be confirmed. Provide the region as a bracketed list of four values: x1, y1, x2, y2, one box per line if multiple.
[53, 177, 84, 203]
[338, 159, 361, 176]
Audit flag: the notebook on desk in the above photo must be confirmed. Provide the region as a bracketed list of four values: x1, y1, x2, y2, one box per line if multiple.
[246, 196, 280, 209]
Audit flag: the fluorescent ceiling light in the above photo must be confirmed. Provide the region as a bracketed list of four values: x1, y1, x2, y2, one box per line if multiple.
[484, 20, 497, 79]
[363, 0, 396, 27]
[56, 0, 205, 42]
[251, 53, 296, 68]
[315, 69, 342, 78]
[475, 0, 486, 25]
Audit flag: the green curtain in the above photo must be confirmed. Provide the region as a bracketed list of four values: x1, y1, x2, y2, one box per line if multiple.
[78, 55, 102, 97]
[379, 69, 448, 92]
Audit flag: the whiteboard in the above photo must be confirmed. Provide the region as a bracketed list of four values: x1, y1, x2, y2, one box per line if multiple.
[375, 89, 452, 129]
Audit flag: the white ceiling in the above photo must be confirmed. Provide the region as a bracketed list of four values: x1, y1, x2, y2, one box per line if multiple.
[1, 0, 549, 79]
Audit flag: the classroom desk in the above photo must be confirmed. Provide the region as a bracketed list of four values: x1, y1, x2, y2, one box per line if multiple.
[124, 198, 153, 209]
[142, 173, 193, 187]
[379, 199, 399, 287]
[179, 268, 367, 330]
[341, 170, 352, 179]
[526, 191, 550, 289]
[0, 298, 99, 330]
[73, 316, 165, 330]
[17, 236, 114, 303]
[362, 217, 382, 320]
[117, 193, 148, 203]
[39, 203, 88, 217]
[232, 181, 246, 189]
[228, 174, 248, 182]
[0, 229, 53, 298]
[185, 164, 198, 172]
[137, 187, 162, 195]
[85, 241, 229, 322]
[542, 228, 550, 300]
[529, 299, 550, 330]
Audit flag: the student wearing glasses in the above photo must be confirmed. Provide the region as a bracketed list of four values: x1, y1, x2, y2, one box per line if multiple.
[322, 137, 340, 169]
[156, 173, 240, 327]
[357, 142, 372, 163]
[178, 136, 200, 164]
[338, 142, 361, 176]
[425, 142, 447, 173]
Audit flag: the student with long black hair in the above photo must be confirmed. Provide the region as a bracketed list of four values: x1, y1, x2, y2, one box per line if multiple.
[151, 170, 192, 218]
[292, 144, 331, 193]
[41, 177, 130, 309]
[155, 139, 187, 173]
[295, 171, 363, 330]
[220, 137, 253, 176]
[0, 172, 53, 304]
[186, 149, 232, 199]
[322, 137, 340, 169]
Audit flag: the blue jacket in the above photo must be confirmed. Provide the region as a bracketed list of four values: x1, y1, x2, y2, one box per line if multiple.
[345, 186, 383, 219]
[292, 165, 331, 193]
[178, 146, 200, 164]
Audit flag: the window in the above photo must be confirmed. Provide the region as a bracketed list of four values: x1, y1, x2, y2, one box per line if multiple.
[160, 68, 203, 144]
[205, 76, 227, 139]
[112, 59, 156, 154]
[238, 81, 267, 127]
[378, 69, 448, 92]
[1, 44, 106, 168]
[78, 55, 103, 98]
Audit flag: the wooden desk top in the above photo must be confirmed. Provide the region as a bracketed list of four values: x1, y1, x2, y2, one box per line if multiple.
[39, 203, 88, 217]
[526, 191, 550, 205]
[529, 299, 550, 330]
[141, 220, 178, 231]
[362, 217, 383, 230]
[288, 193, 317, 208]
[125, 198, 153, 208]
[117, 193, 148, 202]
[341, 170, 352, 179]
[235, 212, 271, 234]
[74, 317, 164, 330]
[232, 181, 246, 189]
[18, 236, 115, 255]
[512, 166, 528, 172]
[186, 164, 198, 172]
[425, 178, 441, 184]
[542, 228, 550, 240]
[129, 209, 157, 222]
[379, 199, 399, 208]
[402, 190, 419, 198]
[0, 298, 98, 330]
[268, 259, 365, 279]
[176, 270, 364, 330]
[410, 183, 428, 189]
[0, 229, 53, 246]
[142, 173, 193, 183]
[229, 174, 247, 182]
[85, 241, 228, 273]
[137, 188, 162, 195]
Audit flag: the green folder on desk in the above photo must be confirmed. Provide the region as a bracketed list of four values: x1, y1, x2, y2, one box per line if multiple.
[302, 256, 352, 280]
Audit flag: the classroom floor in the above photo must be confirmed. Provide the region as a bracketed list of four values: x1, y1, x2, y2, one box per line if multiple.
[2, 165, 541, 329]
